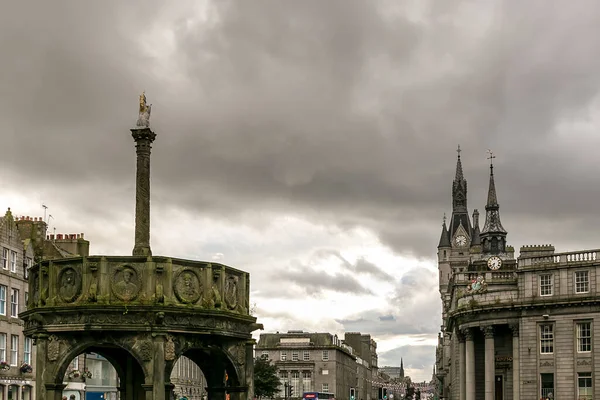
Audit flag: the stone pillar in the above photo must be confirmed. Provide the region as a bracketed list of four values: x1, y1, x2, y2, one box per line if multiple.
[142, 384, 154, 400]
[464, 328, 475, 400]
[44, 384, 66, 400]
[458, 330, 466, 400]
[245, 340, 255, 400]
[482, 326, 495, 400]
[131, 127, 157, 256]
[153, 336, 166, 400]
[510, 324, 520, 400]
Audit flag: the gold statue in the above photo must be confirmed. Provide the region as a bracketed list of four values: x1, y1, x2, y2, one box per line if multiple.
[136, 91, 152, 128]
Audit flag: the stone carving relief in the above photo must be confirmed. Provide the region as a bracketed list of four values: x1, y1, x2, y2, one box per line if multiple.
[58, 267, 82, 303]
[31, 271, 40, 307]
[540, 360, 554, 367]
[47, 335, 60, 361]
[111, 265, 141, 301]
[205, 270, 222, 309]
[225, 275, 238, 310]
[87, 262, 98, 302]
[237, 342, 246, 365]
[577, 359, 592, 366]
[174, 269, 202, 304]
[41, 267, 49, 305]
[165, 335, 175, 361]
[138, 340, 153, 361]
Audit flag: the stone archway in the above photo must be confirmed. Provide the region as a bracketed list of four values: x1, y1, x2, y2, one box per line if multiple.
[21, 257, 262, 400]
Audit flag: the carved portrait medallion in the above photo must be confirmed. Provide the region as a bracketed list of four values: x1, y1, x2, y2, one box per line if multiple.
[58, 267, 81, 303]
[173, 269, 202, 304]
[111, 266, 141, 301]
[225, 275, 238, 310]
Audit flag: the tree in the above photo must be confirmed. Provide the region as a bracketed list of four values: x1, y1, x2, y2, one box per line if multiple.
[254, 355, 280, 399]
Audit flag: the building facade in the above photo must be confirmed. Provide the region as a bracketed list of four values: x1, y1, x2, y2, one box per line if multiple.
[436, 149, 600, 400]
[256, 331, 379, 400]
[0, 209, 35, 400]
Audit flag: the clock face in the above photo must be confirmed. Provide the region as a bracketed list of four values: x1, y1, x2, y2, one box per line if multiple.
[455, 235, 467, 247]
[487, 256, 502, 270]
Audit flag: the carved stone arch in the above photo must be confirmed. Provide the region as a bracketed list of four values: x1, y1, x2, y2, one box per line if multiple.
[52, 336, 146, 383]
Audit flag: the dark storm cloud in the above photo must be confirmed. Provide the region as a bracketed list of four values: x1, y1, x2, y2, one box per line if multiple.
[314, 249, 395, 282]
[275, 261, 372, 296]
[2, 1, 600, 258]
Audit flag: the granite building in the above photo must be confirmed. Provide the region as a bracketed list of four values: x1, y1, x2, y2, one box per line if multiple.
[435, 149, 600, 400]
[0, 209, 36, 400]
[256, 331, 378, 400]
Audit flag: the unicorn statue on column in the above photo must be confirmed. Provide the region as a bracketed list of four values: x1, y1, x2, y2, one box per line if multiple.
[136, 91, 152, 128]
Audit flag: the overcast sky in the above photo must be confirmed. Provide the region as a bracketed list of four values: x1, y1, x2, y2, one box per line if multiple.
[3, 0, 600, 383]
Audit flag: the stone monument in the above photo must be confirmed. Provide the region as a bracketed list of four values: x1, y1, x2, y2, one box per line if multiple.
[21, 94, 262, 400]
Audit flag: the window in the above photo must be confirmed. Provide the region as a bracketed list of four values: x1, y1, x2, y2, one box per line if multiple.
[24, 292, 28, 311]
[322, 369, 329, 375]
[10, 335, 18, 366]
[322, 384, 329, 393]
[25, 258, 32, 279]
[302, 371, 312, 392]
[540, 274, 553, 296]
[280, 351, 287, 361]
[292, 351, 299, 361]
[0, 285, 6, 316]
[73, 356, 79, 370]
[303, 350, 310, 361]
[0, 333, 5, 361]
[24, 337, 32, 365]
[9, 252, 16, 273]
[575, 271, 589, 294]
[322, 350, 329, 361]
[578, 372, 592, 400]
[1, 249, 7, 270]
[540, 324, 554, 354]
[10, 289, 18, 317]
[577, 322, 592, 352]
[540, 373, 554, 399]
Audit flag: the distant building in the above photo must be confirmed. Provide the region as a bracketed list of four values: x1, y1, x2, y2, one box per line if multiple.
[379, 359, 405, 381]
[256, 331, 379, 400]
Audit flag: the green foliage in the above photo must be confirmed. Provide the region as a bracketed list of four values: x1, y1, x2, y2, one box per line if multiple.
[254, 355, 280, 399]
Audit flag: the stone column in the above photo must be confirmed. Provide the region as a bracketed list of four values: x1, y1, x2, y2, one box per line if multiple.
[44, 384, 66, 400]
[245, 340, 255, 400]
[510, 324, 520, 400]
[482, 326, 495, 400]
[153, 335, 166, 400]
[464, 329, 475, 400]
[458, 330, 466, 400]
[131, 127, 157, 256]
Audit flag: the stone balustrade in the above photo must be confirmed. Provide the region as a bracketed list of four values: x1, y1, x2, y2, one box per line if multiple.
[518, 249, 600, 268]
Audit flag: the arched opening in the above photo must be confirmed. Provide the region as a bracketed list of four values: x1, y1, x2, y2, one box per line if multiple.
[7, 385, 18, 400]
[21, 385, 33, 400]
[171, 355, 207, 400]
[54, 344, 146, 400]
[168, 347, 243, 400]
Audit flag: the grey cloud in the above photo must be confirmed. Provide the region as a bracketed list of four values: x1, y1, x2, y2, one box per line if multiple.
[379, 345, 436, 379]
[314, 249, 395, 282]
[276, 262, 372, 296]
[2, 0, 600, 260]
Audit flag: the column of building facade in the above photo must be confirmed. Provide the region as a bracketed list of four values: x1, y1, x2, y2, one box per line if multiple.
[457, 329, 466, 400]
[463, 328, 475, 400]
[481, 326, 494, 400]
[510, 324, 520, 400]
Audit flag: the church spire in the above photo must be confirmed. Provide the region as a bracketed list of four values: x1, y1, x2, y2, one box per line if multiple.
[400, 358, 405, 378]
[455, 145, 464, 182]
[480, 150, 507, 254]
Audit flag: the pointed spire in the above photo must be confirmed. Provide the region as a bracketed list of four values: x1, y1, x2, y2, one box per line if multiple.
[438, 215, 451, 248]
[481, 150, 507, 253]
[486, 149, 498, 207]
[471, 209, 481, 246]
[400, 358, 405, 378]
[454, 145, 464, 182]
